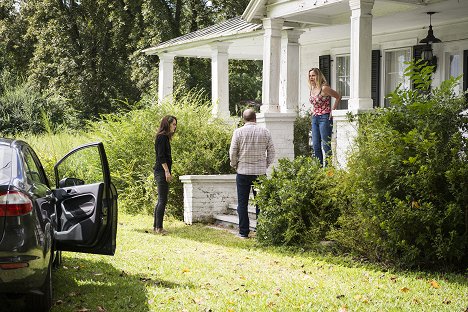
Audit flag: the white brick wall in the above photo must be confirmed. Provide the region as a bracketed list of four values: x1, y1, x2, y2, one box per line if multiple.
[179, 174, 237, 224]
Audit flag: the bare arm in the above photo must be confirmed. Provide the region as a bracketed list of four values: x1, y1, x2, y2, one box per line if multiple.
[322, 85, 341, 110]
[162, 163, 172, 182]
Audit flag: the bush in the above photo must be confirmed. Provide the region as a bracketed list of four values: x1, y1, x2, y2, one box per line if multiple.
[328, 61, 468, 270]
[294, 111, 312, 157]
[255, 157, 340, 247]
[0, 70, 80, 134]
[87, 91, 235, 218]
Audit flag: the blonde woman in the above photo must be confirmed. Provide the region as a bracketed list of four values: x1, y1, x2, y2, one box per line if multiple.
[308, 68, 341, 166]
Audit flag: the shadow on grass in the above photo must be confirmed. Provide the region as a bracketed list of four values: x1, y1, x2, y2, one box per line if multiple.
[48, 257, 189, 312]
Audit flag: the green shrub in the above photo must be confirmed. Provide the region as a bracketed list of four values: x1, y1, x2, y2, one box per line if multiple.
[294, 111, 312, 157]
[328, 61, 468, 270]
[0, 70, 80, 134]
[87, 91, 235, 217]
[255, 157, 340, 247]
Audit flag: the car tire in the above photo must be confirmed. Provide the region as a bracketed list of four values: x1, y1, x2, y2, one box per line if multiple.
[26, 262, 52, 312]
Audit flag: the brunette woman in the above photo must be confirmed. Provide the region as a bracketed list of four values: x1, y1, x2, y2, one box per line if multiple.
[153, 115, 177, 234]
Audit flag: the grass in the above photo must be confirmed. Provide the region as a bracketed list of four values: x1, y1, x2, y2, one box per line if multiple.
[50, 213, 468, 312]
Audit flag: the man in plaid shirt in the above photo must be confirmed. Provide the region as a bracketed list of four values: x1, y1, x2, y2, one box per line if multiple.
[229, 108, 275, 238]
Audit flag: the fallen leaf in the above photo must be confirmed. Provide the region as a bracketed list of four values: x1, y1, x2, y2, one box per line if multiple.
[390, 276, 397, 283]
[411, 201, 420, 209]
[442, 298, 451, 304]
[97, 306, 106, 312]
[75, 308, 90, 312]
[336, 294, 345, 299]
[182, 268, 190, 273]
[400, 287, 410, 293]
[338, 306, 348, 312]
[429, 280, 440, 289]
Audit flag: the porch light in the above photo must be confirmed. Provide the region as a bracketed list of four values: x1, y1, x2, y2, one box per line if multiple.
[420, 12, 441, 45]
[421, 43, 437, 72]
[419, 12, 441, 72]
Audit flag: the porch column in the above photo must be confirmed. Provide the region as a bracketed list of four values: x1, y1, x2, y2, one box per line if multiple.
[347, 0, 374, 112]
[211, 42, 231, 119]
[280, 29, 303, 113]
[158, 53, 175, 104]
[333, 0, 374, 168]
[261, 18, 284, 113]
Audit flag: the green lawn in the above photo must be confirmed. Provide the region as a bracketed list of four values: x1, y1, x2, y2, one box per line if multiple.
[51, 213, 468, 312]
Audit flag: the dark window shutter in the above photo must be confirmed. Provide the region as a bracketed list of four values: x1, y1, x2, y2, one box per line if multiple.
[464, 50, 468, 99]
[413, 44, 425, 61]
[319, 55, 331, 85]
[413, 45, 428, 90]
[371, 50, 381, 108]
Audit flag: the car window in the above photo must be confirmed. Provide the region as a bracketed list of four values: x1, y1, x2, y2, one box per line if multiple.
[55, 145, 104, 186]
[23, 147, 45, 185]
[0, 146, 12, 183]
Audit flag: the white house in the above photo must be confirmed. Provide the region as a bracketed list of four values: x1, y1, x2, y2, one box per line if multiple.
[143, 0, 468, 167]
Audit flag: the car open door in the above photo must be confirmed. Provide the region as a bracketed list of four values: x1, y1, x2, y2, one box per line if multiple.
[53, 142, 117, 255]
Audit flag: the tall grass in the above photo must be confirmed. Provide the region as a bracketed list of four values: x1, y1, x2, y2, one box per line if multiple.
[17, 91, 235, 218]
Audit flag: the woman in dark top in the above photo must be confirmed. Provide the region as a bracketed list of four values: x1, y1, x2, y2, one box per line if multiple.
[153, 115, 177, 234]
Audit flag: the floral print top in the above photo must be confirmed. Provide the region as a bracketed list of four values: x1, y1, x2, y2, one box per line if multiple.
[310, 89, 331, 116]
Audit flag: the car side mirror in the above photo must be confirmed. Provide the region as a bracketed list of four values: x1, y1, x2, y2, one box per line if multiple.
[58, 177, 85, 188]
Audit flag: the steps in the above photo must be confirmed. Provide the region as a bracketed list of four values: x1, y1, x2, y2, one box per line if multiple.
[214, 203, 257, 230]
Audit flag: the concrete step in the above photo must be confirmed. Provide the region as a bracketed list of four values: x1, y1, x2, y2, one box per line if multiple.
[228, 203, 257, 219]
[214, 214, 257, 230]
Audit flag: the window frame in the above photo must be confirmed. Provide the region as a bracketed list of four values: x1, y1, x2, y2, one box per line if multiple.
[382, 47, 412, 107]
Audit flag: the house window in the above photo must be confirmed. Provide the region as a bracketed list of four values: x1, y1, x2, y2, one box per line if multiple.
[448, 53, 461, 95]
[335, 55, 350, 110]
[384, 48, 411, 107]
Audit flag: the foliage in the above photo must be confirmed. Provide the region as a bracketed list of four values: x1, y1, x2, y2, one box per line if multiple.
[255, 157, 341, 248]
[294, 110, 312, 157]
[328, 61, 468, 270]
[229, 60, 262, 116]
[86, 91, 235, 217]
[0, 70, 80, 134]
[22, 0, 142, 119]
[1, 0, 253, 129]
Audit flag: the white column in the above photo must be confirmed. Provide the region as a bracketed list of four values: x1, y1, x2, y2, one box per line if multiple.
[280, 29, 303, 113]
[158, 53, 175, 104]
[211, 42, 231, 119]
[333, 0, 375, 168]
[261, 18, 284, 113]
[347, 0, 374, 112]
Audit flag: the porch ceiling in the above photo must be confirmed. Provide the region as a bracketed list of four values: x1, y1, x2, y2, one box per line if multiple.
[142, 0, 467, 61]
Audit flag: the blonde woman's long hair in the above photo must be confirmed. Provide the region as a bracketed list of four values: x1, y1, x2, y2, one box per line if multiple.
[308, 68, 328, 91]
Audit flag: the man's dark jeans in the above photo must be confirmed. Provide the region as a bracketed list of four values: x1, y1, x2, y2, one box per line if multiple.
[236, 174, 258, 237]
[154, 170, 169, 229]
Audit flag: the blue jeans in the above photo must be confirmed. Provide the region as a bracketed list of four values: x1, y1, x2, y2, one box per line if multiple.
[236, 174, 258, 237]
[153, 170, 169, 229]
[311, 114, 332, 166]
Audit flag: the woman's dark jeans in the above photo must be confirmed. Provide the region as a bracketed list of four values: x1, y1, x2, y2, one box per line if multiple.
[236, 174, 258, 237]
[311, 113, 332, 166]
[153, 170, 169, 229]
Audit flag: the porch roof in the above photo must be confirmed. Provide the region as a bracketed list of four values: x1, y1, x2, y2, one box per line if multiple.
[141, 16, 264, 60]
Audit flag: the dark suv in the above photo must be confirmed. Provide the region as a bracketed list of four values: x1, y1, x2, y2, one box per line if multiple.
[0, 139, 117, 311]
